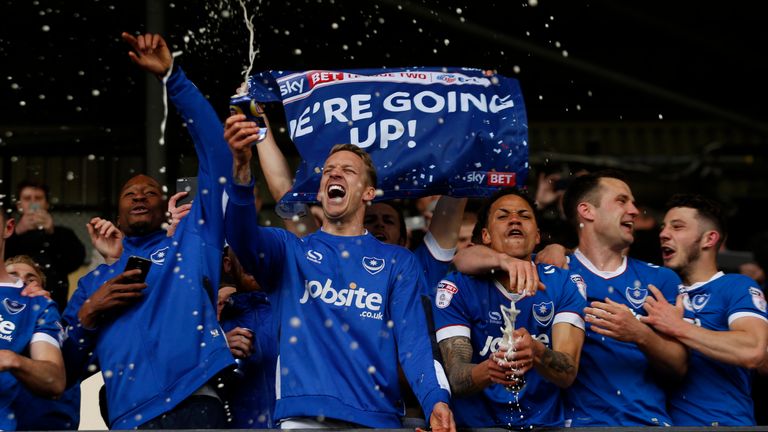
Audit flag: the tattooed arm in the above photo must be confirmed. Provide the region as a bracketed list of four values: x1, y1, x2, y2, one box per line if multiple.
[531, 322, 584, 388]
[438, 336, 521, 396]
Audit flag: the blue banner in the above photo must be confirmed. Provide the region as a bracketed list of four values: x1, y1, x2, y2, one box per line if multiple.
[245, 67, 529, 204]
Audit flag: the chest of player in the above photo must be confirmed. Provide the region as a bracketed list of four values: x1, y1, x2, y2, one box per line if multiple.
[295, 246, 393, 318]
[0, 295, 38, 349]
[681, 289, 730, 330]
[473, 290, 556, 357]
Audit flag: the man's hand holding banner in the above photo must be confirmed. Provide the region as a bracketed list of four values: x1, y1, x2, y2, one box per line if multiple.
[244, 67, 529, 205]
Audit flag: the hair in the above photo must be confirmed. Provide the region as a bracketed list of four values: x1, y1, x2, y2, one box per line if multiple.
[562, 169, 628, 229]
[472, 187, 538, 244]
[665, 193, 728, 249]
[328, 144, 378, 189]
[5, 255, 47, 288]
[15, 179, 50, 203]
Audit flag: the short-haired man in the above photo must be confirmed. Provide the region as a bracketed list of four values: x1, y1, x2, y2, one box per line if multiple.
[223, 118, 455, 430]
[61, 32, 235, 429]
[641, 193, 768, 425]
[0, 207, 66, 430]
[560, 170, 687, 426]
[5, 180, 86, 310]
[7, 255, 81, 430]
[432, 188, 586, 428]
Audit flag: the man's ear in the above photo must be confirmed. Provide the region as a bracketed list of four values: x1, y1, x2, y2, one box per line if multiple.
[701, 230, 720, 250]
[481, 227, 492, 245]
[362, 186, 376, 203]
[577, 202, 594, 223]
[3, 218, 15, 239]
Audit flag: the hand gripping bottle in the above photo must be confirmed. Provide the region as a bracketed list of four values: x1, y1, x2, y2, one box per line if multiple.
[229, 91, 268, 144]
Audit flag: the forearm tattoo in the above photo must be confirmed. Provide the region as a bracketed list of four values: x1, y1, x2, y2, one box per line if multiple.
[439, 336, 483, 395]
[540, 347, 575, 375]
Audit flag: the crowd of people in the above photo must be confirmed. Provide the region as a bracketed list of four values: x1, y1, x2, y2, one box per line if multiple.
[2, 31, 768, 431]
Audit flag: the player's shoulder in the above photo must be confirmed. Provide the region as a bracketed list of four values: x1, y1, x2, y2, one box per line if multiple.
[628, 257, 679, 280]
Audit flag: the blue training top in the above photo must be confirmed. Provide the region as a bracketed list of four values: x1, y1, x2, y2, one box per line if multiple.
[62, 67, 235, 429]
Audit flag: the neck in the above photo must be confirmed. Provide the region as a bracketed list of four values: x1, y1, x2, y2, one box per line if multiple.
[680, 255, 719, 286]
[577, 236, 625, 272]
[497, 254, 533, 292]
[321, 218, 366, 237]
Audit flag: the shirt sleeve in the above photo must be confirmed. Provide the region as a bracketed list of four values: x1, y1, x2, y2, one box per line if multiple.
[431, 273, 472, 343]
[389, 251, 451, 421]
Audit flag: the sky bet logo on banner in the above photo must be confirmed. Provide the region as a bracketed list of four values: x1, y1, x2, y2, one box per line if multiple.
[244, 67, 529, 205]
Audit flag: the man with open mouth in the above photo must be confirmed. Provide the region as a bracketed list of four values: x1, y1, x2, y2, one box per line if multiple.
[223, 112, 455, 431]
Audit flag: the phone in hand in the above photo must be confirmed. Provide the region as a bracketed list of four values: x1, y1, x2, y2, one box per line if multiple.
[123, 256, 152, 283]
[175, 177, 198, 206]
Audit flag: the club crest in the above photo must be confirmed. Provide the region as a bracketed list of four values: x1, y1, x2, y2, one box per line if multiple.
[691, 293, 711, 312]
[362, 256, 385, 275]
[532, 301, 554, 326]
[749, 287, 767, 313]
[435, 280, 458, 309]
[625, 286, 648, 309]
[3, 298, 26, 315]
[682, 293, 693, 312]
[570, 274, 588, 299]
[150, 246, 169, 265]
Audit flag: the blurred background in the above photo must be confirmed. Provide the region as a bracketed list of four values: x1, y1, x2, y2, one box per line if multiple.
[2, 0, 767, 264]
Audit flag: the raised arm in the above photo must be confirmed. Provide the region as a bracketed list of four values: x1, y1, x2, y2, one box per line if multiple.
[428, 196, 467, 249]
[224, 112, 319, 236]
[642, 285, 768, 369]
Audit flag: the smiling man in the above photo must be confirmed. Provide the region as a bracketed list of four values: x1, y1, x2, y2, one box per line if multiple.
[224, 113, 455, 430]
[641, 194, 768, 426]
[60, 32, 235, 429]
[560, 170, 688, 426]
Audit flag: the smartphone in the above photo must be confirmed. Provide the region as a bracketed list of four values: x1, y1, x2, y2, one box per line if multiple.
[175, 177, 198, 206]
[124, 256, 152, 283]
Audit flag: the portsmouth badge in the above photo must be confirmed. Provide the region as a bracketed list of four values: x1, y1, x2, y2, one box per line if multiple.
[532, 301, 554, 326]
[691, 293, 711, 312]
[625, 285, 649, 309]
[362, 256, 385, 275]
[150, 246, 170, 265]
[3, 298, 26, 315]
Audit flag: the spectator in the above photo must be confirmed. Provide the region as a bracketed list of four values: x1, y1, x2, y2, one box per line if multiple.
[5, 180, 86, 311]
[7, 255, 80, 430]
[641, 193, 768, 426]
[0, 206, 66, 431]
[433, 188, 586, 428]
[60, 32, 235, 429]
[222, 122, 455, 430]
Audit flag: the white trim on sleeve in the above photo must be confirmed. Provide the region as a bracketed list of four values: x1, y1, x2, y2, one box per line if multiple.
[435, 325, 471, 343]
[553, 311, 585, 331]
[423, 231, 456, 263]
[31, 332, 60, 348]
[729, 311, 768, 326]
